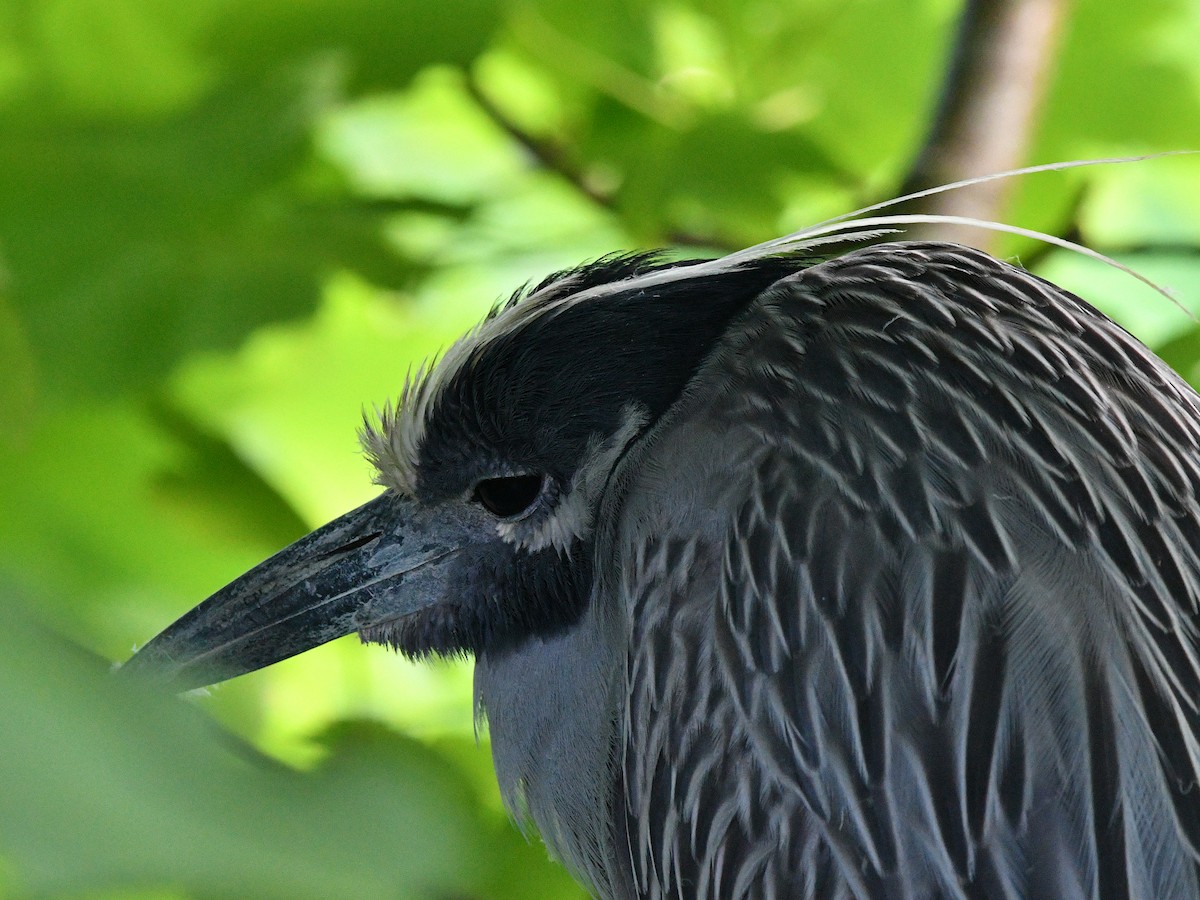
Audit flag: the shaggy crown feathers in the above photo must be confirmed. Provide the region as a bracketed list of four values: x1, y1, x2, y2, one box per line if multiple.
[360, 253, 805, 499]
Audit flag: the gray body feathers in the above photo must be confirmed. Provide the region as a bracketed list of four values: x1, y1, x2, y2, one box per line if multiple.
[481, 242, 1200, 898]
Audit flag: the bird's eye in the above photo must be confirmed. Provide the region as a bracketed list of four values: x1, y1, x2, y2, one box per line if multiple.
[474, 474, 546, 519]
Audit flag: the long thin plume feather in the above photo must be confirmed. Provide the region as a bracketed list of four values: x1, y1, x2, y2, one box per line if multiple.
[538, 153, 1196, 313]
[784, 213, 1190, 316]
[785, 152, 1195, 240]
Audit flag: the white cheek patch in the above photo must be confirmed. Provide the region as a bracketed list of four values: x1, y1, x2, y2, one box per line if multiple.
[501, 404, 649, 554]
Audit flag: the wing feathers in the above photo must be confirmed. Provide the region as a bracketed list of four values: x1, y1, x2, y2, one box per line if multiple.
[620, 242, 1200, 898]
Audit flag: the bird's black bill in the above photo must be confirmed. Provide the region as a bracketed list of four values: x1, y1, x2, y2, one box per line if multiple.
[120, 492, 468, 692]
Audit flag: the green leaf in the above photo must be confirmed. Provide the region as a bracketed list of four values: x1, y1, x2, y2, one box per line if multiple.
[22, 0, 218, 119]
[0, 67, 390, 398]
[0, 293, 39, 440]
[210, 0, 502, 91]
[316, 69, 527, 205]
[0, 400, 304, 654]
[0, 605, 511, 898]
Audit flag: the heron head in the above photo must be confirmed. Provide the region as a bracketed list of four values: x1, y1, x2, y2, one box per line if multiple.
[122, 254, 796, 690]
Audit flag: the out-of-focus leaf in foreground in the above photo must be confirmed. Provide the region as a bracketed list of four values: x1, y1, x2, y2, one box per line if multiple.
[0, 598, 579, 898]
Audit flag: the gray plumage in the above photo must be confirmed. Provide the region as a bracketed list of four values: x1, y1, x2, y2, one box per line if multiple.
[126, 240, 1200, 899]
[614, 244, 1200, 898]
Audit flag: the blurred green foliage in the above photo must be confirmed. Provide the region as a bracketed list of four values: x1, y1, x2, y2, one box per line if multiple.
[1, 0, 1198, 896]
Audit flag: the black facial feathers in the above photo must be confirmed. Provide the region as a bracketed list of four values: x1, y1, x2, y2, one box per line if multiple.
[415, 254, 804, 500]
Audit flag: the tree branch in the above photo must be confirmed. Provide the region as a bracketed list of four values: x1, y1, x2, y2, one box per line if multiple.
[463, 71, 617, 212]
[463, 71, 740, 253]
[894, 0, 1072, 251]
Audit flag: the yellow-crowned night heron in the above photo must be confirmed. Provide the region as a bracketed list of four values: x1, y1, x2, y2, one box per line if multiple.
[124, 239, 1200, 898]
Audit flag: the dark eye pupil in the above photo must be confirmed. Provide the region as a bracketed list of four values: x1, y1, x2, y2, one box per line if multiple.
[474, 474, 544, 518]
